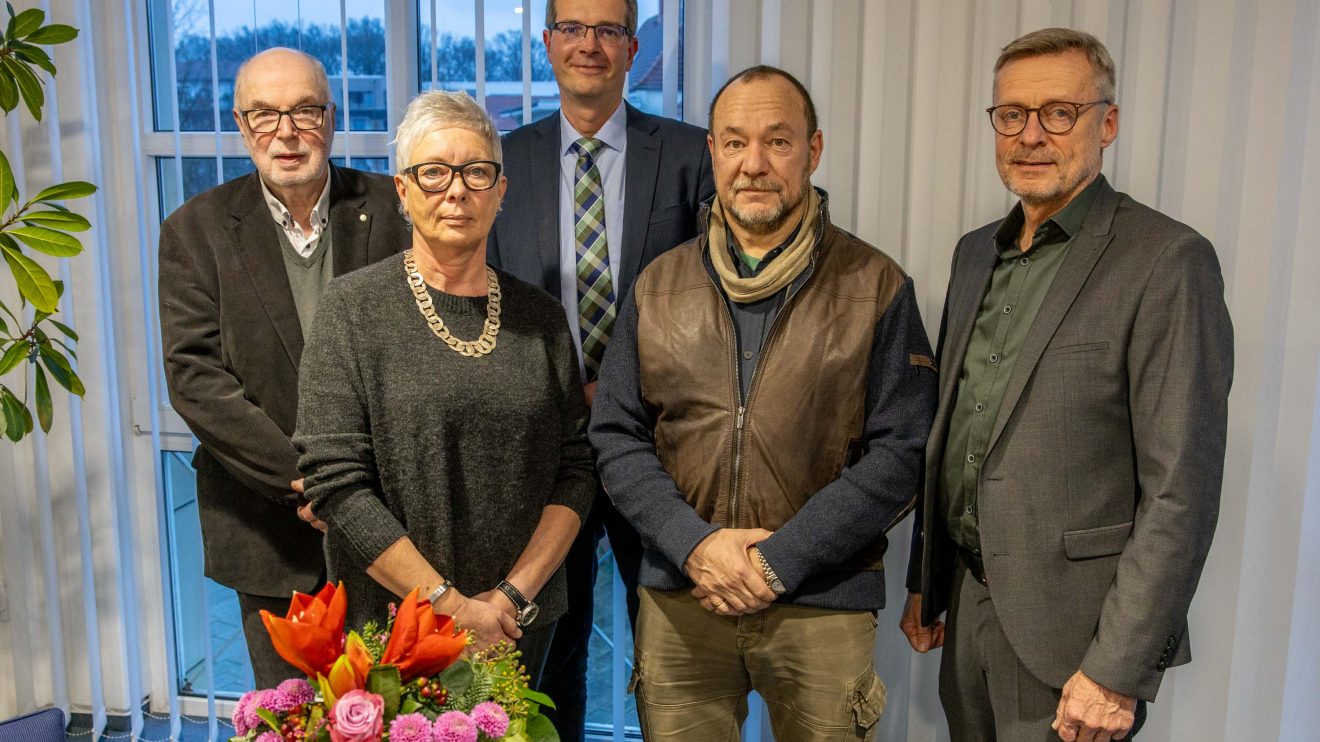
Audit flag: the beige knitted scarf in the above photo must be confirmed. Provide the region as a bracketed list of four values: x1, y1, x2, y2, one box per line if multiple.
[707, 188, 820, 303]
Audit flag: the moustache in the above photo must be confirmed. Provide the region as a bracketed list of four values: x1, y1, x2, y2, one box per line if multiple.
[732, 177, 783, 193]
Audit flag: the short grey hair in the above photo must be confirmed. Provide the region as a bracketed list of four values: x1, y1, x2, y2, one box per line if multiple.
[233, 47, 331, 108]
[393, 90, 502, 171]
[995, 28, 1117, 102]
[546, 0, 638, 35]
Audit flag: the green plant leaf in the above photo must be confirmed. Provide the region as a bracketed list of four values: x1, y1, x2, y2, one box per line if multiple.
[8, 7, 42, 39]
[437, 659, 474, 696]
[12, 44, 56, 76]
[7, 225, 82, 257]
[0, 66, 15, 115]
[2, 56, 44, 121]
[0, 238, 59, 312]
[33, 362, 50, 432]
[25, 24, 76, 45]
[521, 688, 557, 710]
[0, 340, 25, 374]
[48, 318, 77, 341]
[0, 150, 14, 209]
[525, 712, 562, 742]
[255, 708, 280, 732]
[366, 664, 402, 719]
[38, 343, 83, 396]
[33, 181, 97, 203]
[20, 210, 90, 231]
[1, 388, 24, 442]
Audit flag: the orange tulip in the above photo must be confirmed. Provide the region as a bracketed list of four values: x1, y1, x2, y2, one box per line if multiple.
[380, 587, 469, 682]
[260, 582, 348, 679]
[319, 631, 374, 708]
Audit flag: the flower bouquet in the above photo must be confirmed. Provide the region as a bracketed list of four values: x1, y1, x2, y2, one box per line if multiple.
[228, 583, 558, 742]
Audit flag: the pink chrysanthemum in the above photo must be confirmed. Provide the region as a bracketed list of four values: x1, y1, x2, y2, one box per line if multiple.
[263, 688, 298, 713]
[471, 702, 509, 739]
[277, 678, 316, 706]
[254, 732, 283, 742]
[432, 710, 479, 742]
[388, 712, 434, 742]
[231, 689, 268, 734]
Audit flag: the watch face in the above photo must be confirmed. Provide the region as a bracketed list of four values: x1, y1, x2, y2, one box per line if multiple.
[518, 603, 540, 627]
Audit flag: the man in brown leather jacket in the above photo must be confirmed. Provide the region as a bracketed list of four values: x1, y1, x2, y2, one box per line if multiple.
[590, 65, 938, 741]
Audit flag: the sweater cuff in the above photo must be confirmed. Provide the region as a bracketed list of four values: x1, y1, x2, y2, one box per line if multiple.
[319, 487, 409, 568]
[753, 528, 816, 594]
[654, 513, 721, 576]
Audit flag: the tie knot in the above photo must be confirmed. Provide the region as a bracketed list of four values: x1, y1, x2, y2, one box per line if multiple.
[572, 137, 605, 159]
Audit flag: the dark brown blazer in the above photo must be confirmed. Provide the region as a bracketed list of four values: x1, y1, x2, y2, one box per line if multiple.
[159, 164, 409, 597]
[908, 177, 1233, 701]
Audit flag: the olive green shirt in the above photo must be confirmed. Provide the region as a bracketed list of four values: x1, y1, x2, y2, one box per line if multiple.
[941, 177, 1104, 554]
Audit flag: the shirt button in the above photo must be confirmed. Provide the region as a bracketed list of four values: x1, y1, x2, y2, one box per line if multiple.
[1003, 305, 1012, 314]
[974, 403, 985, 412]
[1020, 257, 1030, 266]
[967, 454, 976, 463]
[965, 506, 974, 514]
[989, 353, 999, 363]
[743, 350, 753, 360]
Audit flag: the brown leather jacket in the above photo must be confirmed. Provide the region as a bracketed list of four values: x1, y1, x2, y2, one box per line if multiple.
[632, 199, 920, 574]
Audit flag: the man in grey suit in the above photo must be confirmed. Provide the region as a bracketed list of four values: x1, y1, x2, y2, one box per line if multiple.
[159, 47, 409, 688]
[486, 0, 713, 737]
[900, 28, 1233, 742]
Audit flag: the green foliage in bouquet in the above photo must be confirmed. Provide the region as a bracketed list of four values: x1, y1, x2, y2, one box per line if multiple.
[0, 3, 96, 442]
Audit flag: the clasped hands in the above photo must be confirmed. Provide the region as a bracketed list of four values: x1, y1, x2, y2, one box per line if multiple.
[685, 528, 777, 616]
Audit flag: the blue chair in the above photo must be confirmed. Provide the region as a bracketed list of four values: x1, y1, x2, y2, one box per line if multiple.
[0, 707, 65, 741]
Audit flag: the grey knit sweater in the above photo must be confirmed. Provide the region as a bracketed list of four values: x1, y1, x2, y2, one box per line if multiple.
[294, 253, 594, 630]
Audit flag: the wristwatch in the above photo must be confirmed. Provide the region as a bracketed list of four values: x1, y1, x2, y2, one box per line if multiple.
[427, 579, 453, 610]
[754, 549, 787, 595]
[496, 580, 539, 628]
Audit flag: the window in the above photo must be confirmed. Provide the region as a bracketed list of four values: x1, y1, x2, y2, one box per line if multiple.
[142, 1, 683, 736]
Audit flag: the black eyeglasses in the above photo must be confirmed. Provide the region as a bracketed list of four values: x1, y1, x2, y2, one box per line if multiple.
[239, 104, 330, 133]
[403, 160, 502, 193]
[547, 21, 631, 46]
[985, 100, 1111, 136]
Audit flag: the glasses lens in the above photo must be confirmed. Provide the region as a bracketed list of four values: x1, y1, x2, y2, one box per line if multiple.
[1038, 103, 1078, 133]
[290, 106, 325, 130]
[993, 106, 1026, 135]
[595, 24, 628, 44]
[246, 109, 280, 132]
[461, 163, 497, 190]
[557, 22, 587, 40]
[414, 163, 453, 191]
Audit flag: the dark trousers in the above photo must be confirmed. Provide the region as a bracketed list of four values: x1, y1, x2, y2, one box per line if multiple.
[537, 491, 643, 742]
[236, 591, 307, 690]
[939, 563, 1146, 741]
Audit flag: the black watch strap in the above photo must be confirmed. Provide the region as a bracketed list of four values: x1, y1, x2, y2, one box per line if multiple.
[496, 580, 529, 610]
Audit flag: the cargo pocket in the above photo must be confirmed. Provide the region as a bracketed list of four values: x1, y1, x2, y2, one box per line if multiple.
[849, 669, 886, 738]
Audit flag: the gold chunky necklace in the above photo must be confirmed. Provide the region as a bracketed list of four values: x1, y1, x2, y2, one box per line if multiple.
[403, 248, 501, 357]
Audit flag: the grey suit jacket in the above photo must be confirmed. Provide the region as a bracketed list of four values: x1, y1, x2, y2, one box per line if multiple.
[159, 164, 410, 597]
[487, 102, 714, 304]
[907, 177, 1233, 701]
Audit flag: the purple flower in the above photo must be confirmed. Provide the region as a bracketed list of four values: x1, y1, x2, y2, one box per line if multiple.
[263, 688, 299, 713]
[432, 710, 478, 742]
[329, 689, 384, 742]
[389, 712, 434, 742]
[471, 702, 509, 739]
[254, 732, 283, 742]
[277, 677, 316, 706]
[231, 689, 268, 735]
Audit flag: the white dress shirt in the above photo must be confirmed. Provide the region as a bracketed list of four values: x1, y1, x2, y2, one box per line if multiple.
[260, 173, 332, 258]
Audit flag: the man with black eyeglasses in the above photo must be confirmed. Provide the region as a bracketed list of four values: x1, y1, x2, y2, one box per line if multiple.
[486, 1, 714, 738]
[900, 28, 1233, 742]
[158, 47, 408, 689]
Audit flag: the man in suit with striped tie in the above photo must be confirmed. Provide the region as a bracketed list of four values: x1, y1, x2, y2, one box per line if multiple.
[486, 1, 714, 738]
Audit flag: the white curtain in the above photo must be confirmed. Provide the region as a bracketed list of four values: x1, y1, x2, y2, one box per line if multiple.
[0, 1, 1316, 740]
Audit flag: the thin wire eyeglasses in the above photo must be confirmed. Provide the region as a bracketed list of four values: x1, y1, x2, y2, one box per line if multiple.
[547, 21, 632, 46]
[402, 160, 503, 193]
[985, 100, 1111, 136]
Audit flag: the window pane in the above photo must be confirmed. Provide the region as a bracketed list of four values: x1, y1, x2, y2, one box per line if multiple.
[148, 0, 387, 132]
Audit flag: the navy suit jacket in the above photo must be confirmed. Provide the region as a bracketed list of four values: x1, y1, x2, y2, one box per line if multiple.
[487, 102, 714, 305]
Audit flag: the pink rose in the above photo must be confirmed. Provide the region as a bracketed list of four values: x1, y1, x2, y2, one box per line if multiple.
[329, 689, 384, 742]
